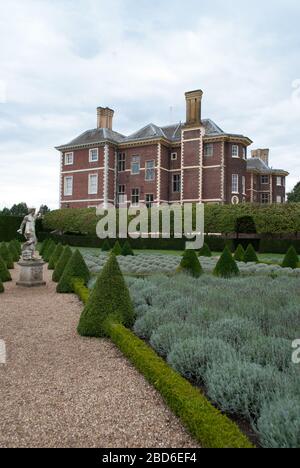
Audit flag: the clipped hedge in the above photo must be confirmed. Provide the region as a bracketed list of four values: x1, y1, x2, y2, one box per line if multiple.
[178, 249, 203, 278]
[57, 249, 90, 293]
[0, 216, 23, 242]
[0, 256, 11, 282]
[0, 277, 4, 293]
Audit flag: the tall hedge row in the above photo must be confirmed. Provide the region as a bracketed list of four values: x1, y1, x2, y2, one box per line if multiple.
[0, 216, 23, 242]
[43, 204, 300, 236]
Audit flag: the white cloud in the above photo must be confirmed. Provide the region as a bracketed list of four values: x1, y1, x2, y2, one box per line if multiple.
[0, 0, 299, 209]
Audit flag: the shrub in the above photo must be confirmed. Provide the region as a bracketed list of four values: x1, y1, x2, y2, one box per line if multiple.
[205, 360, 284, 419]
[43, 239, 56, 262]
[48, 243, 63, 270]
[240, 336, 292, 372]
[0, 255, 12, 282]
[121, 240, 134, 256]
[244, 244, 259, 263]
[178, 249, 203, 278]
[234, 244, 245, 262]
[235, 216, 257, 234]
[133, 307, 175, 340]
[101, 239, 111, 251]
[52, 246, 72, 282]
[12, 239, 21, 255]
[0, 215, 23, 242]
[0, 242, 14, 269]
[168, 337, 237, 385]
[256, 397, 300, 448]
[39, 239, 50, 255]
[207, 317, 261, 350]
[8, 241, 19, 261]
[150, 322, 200, 358]
[213, 247, 239, 278]
[0, 277, 4, 293]
[57, 249, 90, 293]
[77, 254, 135, 337]
[112, 240, 122, 256]
[282, 246, 299, 269]
[198, 243, 212, 257]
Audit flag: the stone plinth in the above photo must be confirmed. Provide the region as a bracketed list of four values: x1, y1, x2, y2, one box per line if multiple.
[17, 260, 46, 287]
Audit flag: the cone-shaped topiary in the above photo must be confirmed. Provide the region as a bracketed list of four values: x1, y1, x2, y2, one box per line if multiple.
[52, 246, 72, 282]
[0, 243, 14, 269]
[8, 241, 19, 262]
[39, 239, 49, 255]
[121, 240, 134, 256]
[77, 254, 135, 337]
[48, 243, 63, 270]
[282, 246, 299, 269]
[111, 240, 122, 256]
[101, 239, 111, 252]
[43, 240, 56, 262]
[57, 249, 90, 293]
[244, 244, 259, 263]
[0, 277, 4, 293]
[213, 246, 240, 278]
[178, 249, 203, 278]
[12, 239, 21, 255]
[0, 255, 11, 282]
[198, 243, 212, 257]
[234, 244, 245, 262]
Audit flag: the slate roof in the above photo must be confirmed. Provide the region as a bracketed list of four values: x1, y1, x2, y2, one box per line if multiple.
[56, 118, 250, 150]
[247, 157, 289, 175]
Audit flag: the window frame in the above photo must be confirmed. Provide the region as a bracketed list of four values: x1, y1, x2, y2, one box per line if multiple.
[172, 174, 181, 193]
[118, 185, 126, 204]
[117, 152, 126, 172]
[204, 143, 214, 158]
[145, 193, 154, 208]
[65, 152, 74, 166]
[232, 145, 239, 158]
[171, 152, 178, 161]
[232, 174, 239, 194]
[145, 160, 155, 181]
[276, 176, 282, 187]
[131, 155, 140, 175]
[242, 176, 246, 195]
[89, 148, 99, 163]
[131, 188, 140, 207]
[64, 176, 73, 196]
[261, 175, 269, 185]
[276, 195, 282, 204]
[88, 173, 98, 195]
[261, 193, 270, 204]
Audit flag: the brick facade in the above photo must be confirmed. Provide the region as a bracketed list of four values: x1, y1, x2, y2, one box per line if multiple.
[56, 91, 289, 208]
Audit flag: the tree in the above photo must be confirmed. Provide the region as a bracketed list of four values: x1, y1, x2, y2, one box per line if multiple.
[10, 203, 28, 217]
[77, 254, 135, 337]
[0, 208, 11, 216]
[287, 182, 300, 203]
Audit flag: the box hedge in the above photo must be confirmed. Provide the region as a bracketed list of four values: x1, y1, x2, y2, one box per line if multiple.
[178, 249, 203, 278]
[213, 247, 239, 278]
[52, 246, 72, 282]
[57, 249, 90, 293]
[0, 255, 11, 282]
[0, 243, 14, 269]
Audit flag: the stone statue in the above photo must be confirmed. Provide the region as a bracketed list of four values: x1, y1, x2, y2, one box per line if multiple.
[17, 207, 43, 261]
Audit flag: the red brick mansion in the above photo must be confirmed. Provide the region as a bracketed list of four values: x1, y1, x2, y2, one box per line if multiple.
[56, 90, 288, 208]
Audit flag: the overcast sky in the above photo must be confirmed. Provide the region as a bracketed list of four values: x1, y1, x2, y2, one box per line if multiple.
[0, 0, 299, 209]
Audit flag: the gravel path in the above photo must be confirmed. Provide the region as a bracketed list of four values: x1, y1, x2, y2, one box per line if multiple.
[0, 265, 198, 448]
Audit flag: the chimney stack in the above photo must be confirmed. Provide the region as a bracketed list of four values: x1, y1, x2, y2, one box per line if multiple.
[251, 149, 269, 166]
[185, 89, 203, 126]
[97, 107, 114, 130]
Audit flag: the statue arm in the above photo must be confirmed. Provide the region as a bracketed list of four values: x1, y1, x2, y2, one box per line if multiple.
[17, 216, 27, 234]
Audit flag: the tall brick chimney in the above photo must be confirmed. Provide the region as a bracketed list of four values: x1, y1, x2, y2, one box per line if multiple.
[185, 89, 203, 126]
[251, 149, 270, 166]
[97, 107, 114, 130]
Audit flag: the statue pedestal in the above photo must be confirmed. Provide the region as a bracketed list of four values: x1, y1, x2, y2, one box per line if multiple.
[17, 260, 46, 287]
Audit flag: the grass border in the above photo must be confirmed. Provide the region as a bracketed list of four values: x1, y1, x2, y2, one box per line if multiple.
[72, 278, 254, 449]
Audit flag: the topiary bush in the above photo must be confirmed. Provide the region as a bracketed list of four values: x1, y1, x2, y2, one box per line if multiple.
[207, 317, 261, 350]
[282, 246, 299, 269]
[178, 249, 203, 278]
[198, 243, 212, 257]
[101, 239, 111, 252]
[244, 244, 259, 263]
[150, 322, 200, 358]
[0, 277, 4, 293]
[111, 240, 122, 256]
[0, 242, 14, 269]
[39, 238, 50, 255]
[205, 360, 283, 419]
[234, 244, 245, 262]
[57, 249, 90, 293]
[213, 247, 239, 278]
[256, 397, 300, 448]
[48, 243, 63, 270]
[121, 240, 134, 256]
[0, 255, 12, 282]
[168, 337, 237, 385]
[8, 241, 19, 262]
[52, 246, 72, 282]
[77, 254, 135, 337]
[43, 239, 56, 262]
